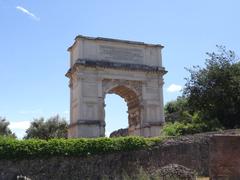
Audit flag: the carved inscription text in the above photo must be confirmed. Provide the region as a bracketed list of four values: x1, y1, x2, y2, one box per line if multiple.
[99, 45, 144, 63]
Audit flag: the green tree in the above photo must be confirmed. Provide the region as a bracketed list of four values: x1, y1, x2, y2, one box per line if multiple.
[183, 46, 240, 129]
[24, 115, 68, 140]
[0, 117, 16, 138]
[163, 97, 215, 136]
[164, 96, 192, 123]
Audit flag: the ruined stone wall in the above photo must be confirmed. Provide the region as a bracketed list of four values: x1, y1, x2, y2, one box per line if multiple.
[1, 130, 240, 179]
[0, 134, 212, 180]
[209, 135, 240, 180]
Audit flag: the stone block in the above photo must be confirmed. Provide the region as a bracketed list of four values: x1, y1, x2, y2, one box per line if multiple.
[209, 135, 240, 180]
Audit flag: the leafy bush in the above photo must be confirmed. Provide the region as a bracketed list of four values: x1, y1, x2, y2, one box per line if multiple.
[162, 120, 222, 136]
[162, 122, 206, 136]
[0, 136, 164, 159]
[164, 96, 223, 136]
[164, 97, 192, 123]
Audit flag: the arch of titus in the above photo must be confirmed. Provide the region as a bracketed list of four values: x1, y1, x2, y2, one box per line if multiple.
[66, 35, 167, 138]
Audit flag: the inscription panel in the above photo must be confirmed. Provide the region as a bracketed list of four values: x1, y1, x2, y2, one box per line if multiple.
[99, 45, 144, 64]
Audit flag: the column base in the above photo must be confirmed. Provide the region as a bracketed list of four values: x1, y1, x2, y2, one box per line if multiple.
[68, 120, 105, 138]
[141, 122, 164, 137]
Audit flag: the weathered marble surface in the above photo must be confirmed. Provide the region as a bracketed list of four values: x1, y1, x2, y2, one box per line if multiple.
[67, 35, 167, 138]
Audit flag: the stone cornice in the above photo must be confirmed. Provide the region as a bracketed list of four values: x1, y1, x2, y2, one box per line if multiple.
[68, 119, 105, 128]
[66, 59, 167, 77]
[142, 122, 164, 128]
[68, 35, 164, 51]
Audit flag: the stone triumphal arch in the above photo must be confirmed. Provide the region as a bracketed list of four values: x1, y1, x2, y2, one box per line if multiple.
[66, 35, 167, 138]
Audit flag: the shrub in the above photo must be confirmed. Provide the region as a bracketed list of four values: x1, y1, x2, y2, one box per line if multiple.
[162, 121, 220, 136]
[0, 136, 164, 159]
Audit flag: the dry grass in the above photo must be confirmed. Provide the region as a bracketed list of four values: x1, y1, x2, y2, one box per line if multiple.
[197, 177, 209, 180]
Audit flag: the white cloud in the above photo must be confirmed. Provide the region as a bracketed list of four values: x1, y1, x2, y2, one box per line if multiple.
[9, 121, 30, 130]
[167, 84, 182, 93]
[105, 131, 110, 137]
[16, 6, 40, 21]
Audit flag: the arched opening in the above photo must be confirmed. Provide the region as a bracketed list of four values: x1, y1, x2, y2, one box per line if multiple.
[104, 85, 141, 137]
[105, 94, 128, 137]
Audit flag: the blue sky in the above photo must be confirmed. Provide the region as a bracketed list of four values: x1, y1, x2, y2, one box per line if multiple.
[0, 0, 240, 138]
